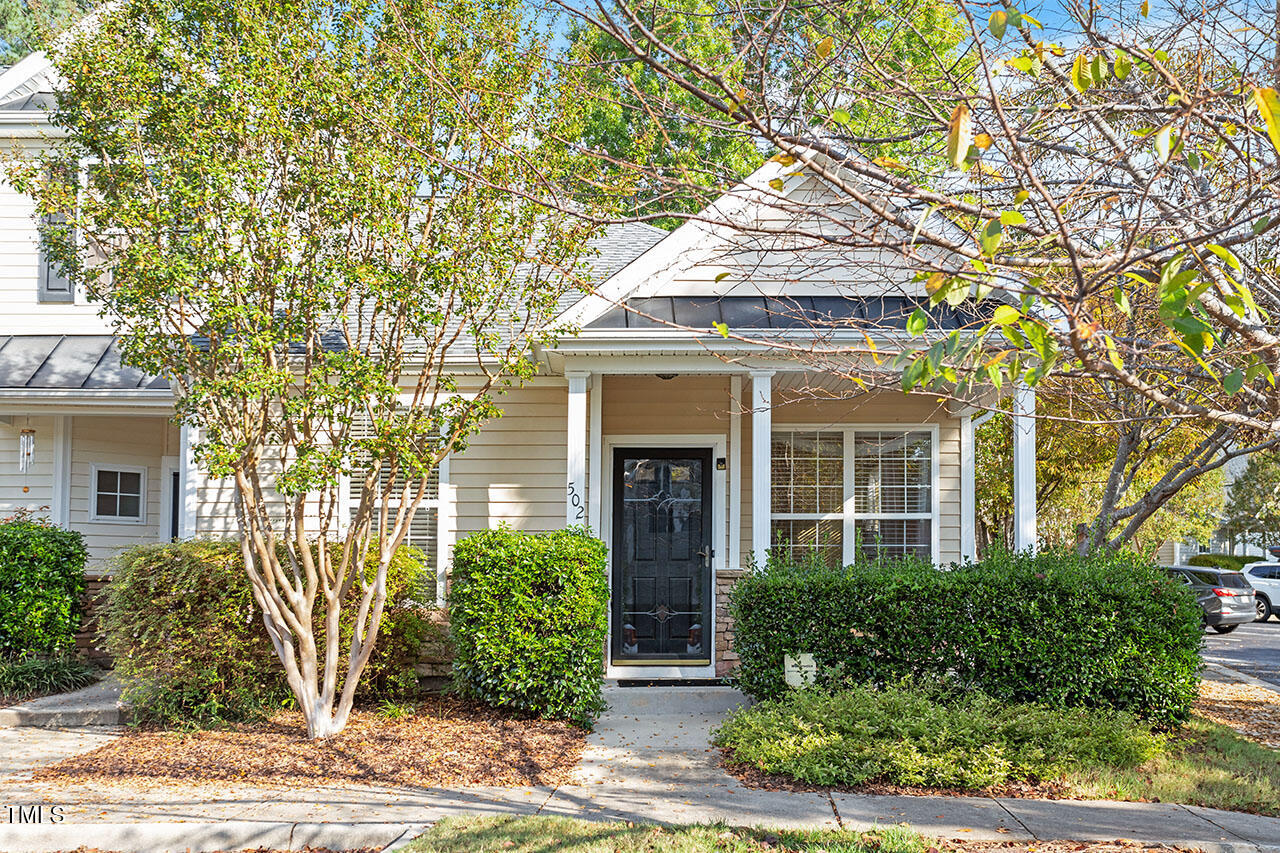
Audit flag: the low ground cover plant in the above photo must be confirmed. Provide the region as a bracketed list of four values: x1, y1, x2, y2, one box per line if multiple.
[715, 682, 1163, 790]
[0, 654, 96, 704]
[729, 548, 1202, 724]
[450, 526, 608, 726]
[105, 540, 437, 726]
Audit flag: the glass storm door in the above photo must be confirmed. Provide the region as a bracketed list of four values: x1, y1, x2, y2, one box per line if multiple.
[611, 448, 713, 665]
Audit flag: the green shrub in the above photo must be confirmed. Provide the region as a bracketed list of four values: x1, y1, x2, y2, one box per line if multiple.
[0, 653, 97, 703]
[714, 682, 1165, 790]
[104, 539, 438, 725]
[450, 525, 608, 726]
[0, 519, 87, 658]
[1187, 553, 1252, 572]
[729, 549, 1203, 725]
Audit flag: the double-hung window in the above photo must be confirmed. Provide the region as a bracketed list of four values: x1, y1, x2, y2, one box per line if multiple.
[770, 428, 936, 566]
[92, 465, 146, 523]
[347, 415, 440, 571]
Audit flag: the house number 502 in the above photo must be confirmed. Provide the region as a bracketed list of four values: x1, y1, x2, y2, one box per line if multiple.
[567, 482, 584, 521]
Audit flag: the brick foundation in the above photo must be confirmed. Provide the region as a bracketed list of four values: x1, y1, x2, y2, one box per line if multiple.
[74, 572, 112, 663]
[714, 568, 747, 677]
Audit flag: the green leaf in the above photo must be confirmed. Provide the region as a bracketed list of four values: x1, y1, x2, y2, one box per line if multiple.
[768, 177, 784, 191]
[815, 36, 834, 58]
[1013, 189, 1030, 205]
[992, 305, 1020, 325]
[1224, 368, 1244, 394]
[1254, 215, 1272, 235]
[999, 210, 1027, 226]
[988, 10, 1008, 39]
[1206, 243, 1241, 271]
[713, 322, 730, 338]
[979, 219, 1004, 256]
[1071, 54, 1092, 92]
[1114, 50, 1132, 80]
[1252, 87, 1280, 155]
[1090, 54, 1109, 85]
[831, 108, 851, 125]
[1112, 286, 1131, 315]
[714, 271, 732, 282]
[906, 308, 928, 336]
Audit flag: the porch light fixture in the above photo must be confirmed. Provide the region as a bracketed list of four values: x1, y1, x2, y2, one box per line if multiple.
[18, 429, 34, 474]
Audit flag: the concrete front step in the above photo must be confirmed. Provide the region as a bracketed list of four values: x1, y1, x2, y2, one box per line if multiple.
[601, 684, 748, 717]
[0, 676, 123, 728]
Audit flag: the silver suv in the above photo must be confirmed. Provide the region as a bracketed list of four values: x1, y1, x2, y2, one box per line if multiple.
[1166, 567, 1257, 634]
[1240, 561, 1280, 622]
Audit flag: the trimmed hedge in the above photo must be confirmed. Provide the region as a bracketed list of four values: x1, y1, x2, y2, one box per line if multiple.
[105, 540, 438, 725]
[729, 549, 1203, 725]
[1187, 553, 1253, 572]
[450, 526, 608, 726]
[0, 520, 87, 658]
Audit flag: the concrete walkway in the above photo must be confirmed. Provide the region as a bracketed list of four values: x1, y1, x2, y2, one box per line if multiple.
[0, 676, 122, 727]
[0, 681, 1278, 852]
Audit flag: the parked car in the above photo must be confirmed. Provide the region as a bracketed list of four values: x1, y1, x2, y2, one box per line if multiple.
[1165, 566, 1257, 633]
[1241, 561, 1280, 622]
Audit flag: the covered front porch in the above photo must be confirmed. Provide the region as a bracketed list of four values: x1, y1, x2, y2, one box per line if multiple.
[556, 362, 1037, 679]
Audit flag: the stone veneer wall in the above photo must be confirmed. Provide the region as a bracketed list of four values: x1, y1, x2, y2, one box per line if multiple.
[715, 568, 747, 677]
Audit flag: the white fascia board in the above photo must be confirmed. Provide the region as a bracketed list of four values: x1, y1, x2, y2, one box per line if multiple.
[554, 159, 799, 329]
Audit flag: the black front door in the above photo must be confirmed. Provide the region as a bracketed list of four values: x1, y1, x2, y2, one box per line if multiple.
[612, 448, 713, 665]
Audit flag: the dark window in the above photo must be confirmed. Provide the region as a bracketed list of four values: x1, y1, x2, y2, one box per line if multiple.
[94, 468, 144, 520]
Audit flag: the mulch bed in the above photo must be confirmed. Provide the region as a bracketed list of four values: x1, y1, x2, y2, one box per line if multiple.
[1194, 679, 1280, 748]
[943, 844, 1197, 852]
[37, 696, 585, 789]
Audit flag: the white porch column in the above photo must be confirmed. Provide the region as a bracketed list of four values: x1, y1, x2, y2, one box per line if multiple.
[178, 422, 198, 539]
[566, 372, 588, 526]
[1013, 383, 1037, 553]
[750, 370, 774, 565]
[729, 375, 743, 569]
[51, 415, 71, 527]
[960, 413, 976, 562]
[587, 373, 603, 534]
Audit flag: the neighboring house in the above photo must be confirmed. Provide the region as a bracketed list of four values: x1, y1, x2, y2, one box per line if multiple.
[0, 52, 1037, 678]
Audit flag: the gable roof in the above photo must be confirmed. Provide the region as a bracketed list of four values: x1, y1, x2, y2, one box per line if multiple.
[556, 154, 992, 338]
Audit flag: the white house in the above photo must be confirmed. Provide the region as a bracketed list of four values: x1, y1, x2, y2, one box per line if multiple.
[0, 51, 1037, 678]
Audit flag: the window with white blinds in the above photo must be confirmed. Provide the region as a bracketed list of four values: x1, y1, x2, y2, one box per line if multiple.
[347, 417, 440, 567]
[770, 427, 936, 566]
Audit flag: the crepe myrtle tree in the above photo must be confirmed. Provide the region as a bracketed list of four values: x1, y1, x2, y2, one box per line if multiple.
[12, 0, 604, 738]
[553, 0, 1280, 549]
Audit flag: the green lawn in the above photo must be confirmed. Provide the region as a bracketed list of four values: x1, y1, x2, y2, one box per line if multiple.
[1068, 716, 1280, 816]
[403, 816, 928, 853]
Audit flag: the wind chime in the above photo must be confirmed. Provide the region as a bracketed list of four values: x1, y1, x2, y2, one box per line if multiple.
[18, 426, 34, 494]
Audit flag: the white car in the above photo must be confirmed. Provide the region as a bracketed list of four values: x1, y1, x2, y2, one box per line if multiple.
[1241, 561, 1280, 622]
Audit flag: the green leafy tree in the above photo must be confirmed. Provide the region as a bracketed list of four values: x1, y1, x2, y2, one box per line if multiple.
[1221, 451, 1280, 551]
[14, 0, 602, 737]
[0, 0, 84, 64]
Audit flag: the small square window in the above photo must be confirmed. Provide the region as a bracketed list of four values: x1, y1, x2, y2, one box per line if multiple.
[92, 466, 145, 521]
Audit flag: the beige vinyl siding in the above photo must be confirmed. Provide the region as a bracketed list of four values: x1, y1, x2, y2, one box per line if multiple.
[68, 415, 178, 564]
[600, 374, 735, 562]
[0, 414, 54, 518]
[0, 166, 119, 336]
[451, 381, 569, 534]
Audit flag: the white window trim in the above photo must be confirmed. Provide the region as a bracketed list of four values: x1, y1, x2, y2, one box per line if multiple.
[89, 462, 148, 524]
[769, 423, 941, 565]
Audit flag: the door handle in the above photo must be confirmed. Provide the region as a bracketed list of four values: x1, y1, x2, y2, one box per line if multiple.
[697, 547, 714, 568]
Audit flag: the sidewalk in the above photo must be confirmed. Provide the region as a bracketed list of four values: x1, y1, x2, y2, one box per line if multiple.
[0, 681, 1278, 852]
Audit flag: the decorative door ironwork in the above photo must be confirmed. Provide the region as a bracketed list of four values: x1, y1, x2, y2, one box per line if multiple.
[611, 448, 713, 665]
